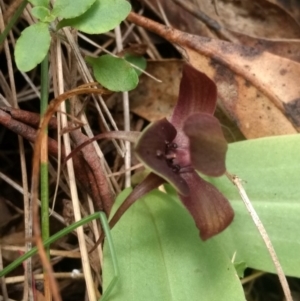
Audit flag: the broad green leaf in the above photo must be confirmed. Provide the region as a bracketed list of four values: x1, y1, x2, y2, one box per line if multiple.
[52, 0, 96, 19]
[31, 6, 54, 22]
[124, 54, 147, 76]
[164, 135, 300, 277]
[15, 22, 50, 72]
[56, 0, 131, 34]
[29, 0, 49, 7]
[86, 55, 138, 91]
[103, 189, 245, 301]
[209, 134, 300, 277]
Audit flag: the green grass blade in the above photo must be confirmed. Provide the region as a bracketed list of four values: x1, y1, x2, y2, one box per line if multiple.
[0, 212, 102, 277]
[0, 0, 28, 45]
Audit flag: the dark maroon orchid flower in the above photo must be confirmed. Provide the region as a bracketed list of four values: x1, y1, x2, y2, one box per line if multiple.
[134, 64, 234, 240]
[109, 64, 234, 241]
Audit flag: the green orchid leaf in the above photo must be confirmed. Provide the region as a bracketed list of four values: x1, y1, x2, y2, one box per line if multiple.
[234, 261, 247, 278]
[52, 0, 96, 19]
[56, 0, 131, 34]
[103, 134, 300, 299]
[31, 6, 54, 22]
[86, 55, 138, 92]
[15, 22, 50, 72]
[124, 54, 147, 76]
[29, 0, 49, 7]
[208, 134, 300, 277]
[103, 189, 245, 301]
[163, 134, 300, 277]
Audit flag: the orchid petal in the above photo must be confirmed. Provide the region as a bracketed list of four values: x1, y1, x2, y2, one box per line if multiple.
[170, 64, 217, 131]
[135, 118, 190, 196]
[183, 113, 227, 177]
[179, 172, 234, 240]
[109, 173, 165, 229]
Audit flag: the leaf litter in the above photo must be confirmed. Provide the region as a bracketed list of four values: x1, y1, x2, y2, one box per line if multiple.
[0, 0, 300, 300]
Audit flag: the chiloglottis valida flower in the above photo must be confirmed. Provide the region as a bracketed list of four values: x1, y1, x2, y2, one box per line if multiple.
[109, 63, 234, 240]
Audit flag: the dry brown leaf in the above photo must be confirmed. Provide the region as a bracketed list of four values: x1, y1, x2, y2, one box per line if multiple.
[130, 60, 181, 121]
[228, 31, 300, 63]
[185, 40, 300, 137]
[149, 0, 300, 39]
[0, 231, 36, 263]
[128, 12, 299, 138]
[0, 197, 12, 229]
[0, 231, 25, 246]
[143, 0, 213, 37]
[216, 0, 300, 39]
[266, 0, 300, 25]
[130, 60, 244, 142]
[148, 0, 300, 63]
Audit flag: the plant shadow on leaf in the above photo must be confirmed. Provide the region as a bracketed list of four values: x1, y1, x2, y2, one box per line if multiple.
[56, 0, 131, 34]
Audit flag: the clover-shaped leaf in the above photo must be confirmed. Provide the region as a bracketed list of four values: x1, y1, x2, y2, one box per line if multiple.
[57, 0, 131, 34]
[31, 6, 55, 22]
[86, 55, 138, 92]
[29, 0, 49, 7]
[52, 0, 96, 19]
[15, 22, 51, 72]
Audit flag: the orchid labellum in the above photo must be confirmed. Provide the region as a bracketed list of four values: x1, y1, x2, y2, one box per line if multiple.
[110, 64, 234, 240]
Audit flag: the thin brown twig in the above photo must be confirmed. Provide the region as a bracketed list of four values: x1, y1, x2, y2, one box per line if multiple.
[226, 172, 293, 301]
[115, 25, 131, 188]
[3, 272, 85, 284]
[0, 4, 33, 299]
[55, 39, 99, 301]
[3, 0, 24, 23]
[0, 107, 120, 215]
[240, 271, 265, 285]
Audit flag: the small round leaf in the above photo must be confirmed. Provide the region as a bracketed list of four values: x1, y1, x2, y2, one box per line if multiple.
[15, 22, 51, 72]
[86, 55, 138, 92]
[57, 0, 131, 34]
[124, 54, 147, 76]
[52, 0, 96, 19]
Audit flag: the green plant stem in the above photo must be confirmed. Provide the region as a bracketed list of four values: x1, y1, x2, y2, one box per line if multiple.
[0, 0, 28, 45]
[40, 54, 49, 256]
